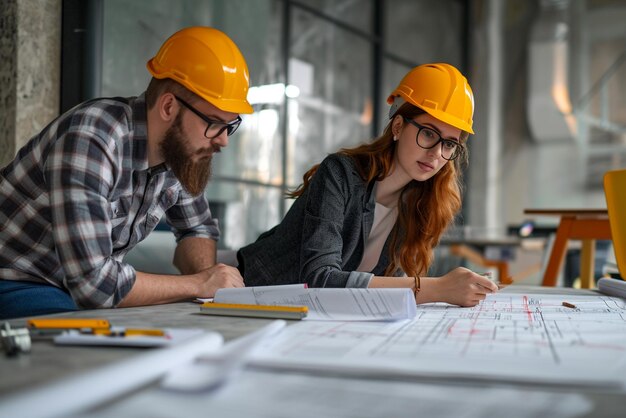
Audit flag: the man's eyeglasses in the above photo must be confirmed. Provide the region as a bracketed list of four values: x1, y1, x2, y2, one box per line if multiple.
[402, 117, 463, 161]
[174, 96, 242, 139]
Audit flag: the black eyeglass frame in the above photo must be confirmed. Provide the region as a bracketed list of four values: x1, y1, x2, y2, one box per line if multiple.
[402, 117, 464, 161]
[174, 95, 242, 139]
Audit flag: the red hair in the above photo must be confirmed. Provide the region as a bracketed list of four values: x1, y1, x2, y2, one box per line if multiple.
[289, 103, 469, 277]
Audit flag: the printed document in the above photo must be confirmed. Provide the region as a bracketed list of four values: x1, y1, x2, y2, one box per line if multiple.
[213, 285, 417, 321]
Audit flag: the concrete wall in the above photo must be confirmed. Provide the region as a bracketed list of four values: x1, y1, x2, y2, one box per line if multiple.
[0, 0, 18, 166]
[0, 0, 61, 167]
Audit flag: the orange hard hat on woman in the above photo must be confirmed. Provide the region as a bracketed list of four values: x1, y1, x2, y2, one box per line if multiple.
[147, 26, 253, 114]
[387, 63, 474, 134]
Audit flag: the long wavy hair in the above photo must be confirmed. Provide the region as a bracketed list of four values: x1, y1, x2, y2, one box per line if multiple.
[288, 102, 470, 277]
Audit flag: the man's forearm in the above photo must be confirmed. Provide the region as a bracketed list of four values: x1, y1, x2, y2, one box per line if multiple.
[118, 237, 222, 307]
[119, 257, 244, 307]
[117, 271, 201, 307]
[173, 237, 217, 274]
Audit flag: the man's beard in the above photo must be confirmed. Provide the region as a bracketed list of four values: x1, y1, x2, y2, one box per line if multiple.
[160, 113, 218, 196]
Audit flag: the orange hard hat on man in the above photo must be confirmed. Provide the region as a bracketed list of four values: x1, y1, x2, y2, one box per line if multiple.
[387, 63, 474, 134]
[147, 26, 253, 114]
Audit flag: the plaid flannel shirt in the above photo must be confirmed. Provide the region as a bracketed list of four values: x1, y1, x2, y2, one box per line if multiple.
[0, 94, 220, 308]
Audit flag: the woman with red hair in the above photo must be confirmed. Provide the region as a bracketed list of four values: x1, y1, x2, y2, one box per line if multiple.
[237, 63, 498, 307]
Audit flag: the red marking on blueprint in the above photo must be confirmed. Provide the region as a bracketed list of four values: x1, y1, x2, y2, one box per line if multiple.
[522, 295, 533, 322]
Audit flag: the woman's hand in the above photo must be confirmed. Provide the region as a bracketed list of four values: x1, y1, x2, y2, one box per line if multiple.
[426, 267, 498, 307]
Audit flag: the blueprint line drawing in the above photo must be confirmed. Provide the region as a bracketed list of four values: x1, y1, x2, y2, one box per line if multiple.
[251, 293, 626, 388]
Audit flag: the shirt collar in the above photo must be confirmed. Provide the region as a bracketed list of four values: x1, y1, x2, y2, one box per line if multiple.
[129, 93, 150, 171]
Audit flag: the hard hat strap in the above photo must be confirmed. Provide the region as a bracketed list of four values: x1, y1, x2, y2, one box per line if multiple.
[388, 96, 404, 119]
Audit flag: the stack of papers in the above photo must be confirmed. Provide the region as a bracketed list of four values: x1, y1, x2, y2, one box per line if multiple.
[201, 285, 417, 321]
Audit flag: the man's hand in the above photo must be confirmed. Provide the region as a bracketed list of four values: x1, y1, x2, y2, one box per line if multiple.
[193, 263, 245, 298]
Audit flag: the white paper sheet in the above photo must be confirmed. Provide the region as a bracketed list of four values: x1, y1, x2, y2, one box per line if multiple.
[54, 328, 205, 347]
[195, 284, 307, 304]
[597, 277, 626, 299]
[0, 332, 223, 418]
[213, 286, 417, 321]
[74, 369, 593, 418]
[161, 320, 286, 391]
[249, 293, 626, 389]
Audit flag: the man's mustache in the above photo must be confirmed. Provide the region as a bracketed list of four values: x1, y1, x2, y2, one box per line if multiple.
[196, 143, 222, 156]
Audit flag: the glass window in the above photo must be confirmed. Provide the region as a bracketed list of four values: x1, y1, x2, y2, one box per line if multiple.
[384, 0, 463, 66]
[296, 0, 373, 33]
[287, 8, 373, 186]
[102, 0, 211, 97]
[207, 184, 283, 250]
[378, 59, 414, 132]
[211, 0, 286, 186]
[219, 108, 284, 186]
[102, 0, 283, 97]
[588, 38, 626, 129]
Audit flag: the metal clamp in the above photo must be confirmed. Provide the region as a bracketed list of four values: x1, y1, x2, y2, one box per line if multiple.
[0, 322, 31, 356]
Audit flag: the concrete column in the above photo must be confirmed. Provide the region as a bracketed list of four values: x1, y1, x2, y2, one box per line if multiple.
[484, 0, 504, 232]
[0, 0, 61, 167]
[467, 0, 504, 235]
[0, 0, 18, 166]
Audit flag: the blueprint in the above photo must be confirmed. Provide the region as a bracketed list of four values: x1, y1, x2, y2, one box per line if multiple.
[251, 293, 626, 389]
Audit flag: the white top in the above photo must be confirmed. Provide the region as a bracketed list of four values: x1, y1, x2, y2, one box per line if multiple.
[357, 202, 398, 272]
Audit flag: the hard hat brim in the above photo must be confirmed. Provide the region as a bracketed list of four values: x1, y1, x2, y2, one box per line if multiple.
[147, 61, 254, 114]
[387, 94, 475, 134]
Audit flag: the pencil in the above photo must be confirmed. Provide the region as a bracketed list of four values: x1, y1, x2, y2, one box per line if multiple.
[27, 318, 110, 330]
[562, 301, 577, 309]
[478, 272, 509, 290]
[200, 302, 308, 320]
[91, 328, 166, 337]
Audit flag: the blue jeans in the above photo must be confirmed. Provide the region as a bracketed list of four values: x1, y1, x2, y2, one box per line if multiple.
[0, 280, 78, 319]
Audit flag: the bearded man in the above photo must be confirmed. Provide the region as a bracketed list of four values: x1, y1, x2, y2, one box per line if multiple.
[0, 27, 251, 319]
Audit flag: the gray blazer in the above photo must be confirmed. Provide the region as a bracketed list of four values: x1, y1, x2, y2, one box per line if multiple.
[238, 153, 403, 288]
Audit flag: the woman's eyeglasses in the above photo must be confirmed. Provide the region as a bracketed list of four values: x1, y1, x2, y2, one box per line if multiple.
[402, 117, 463, 161]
